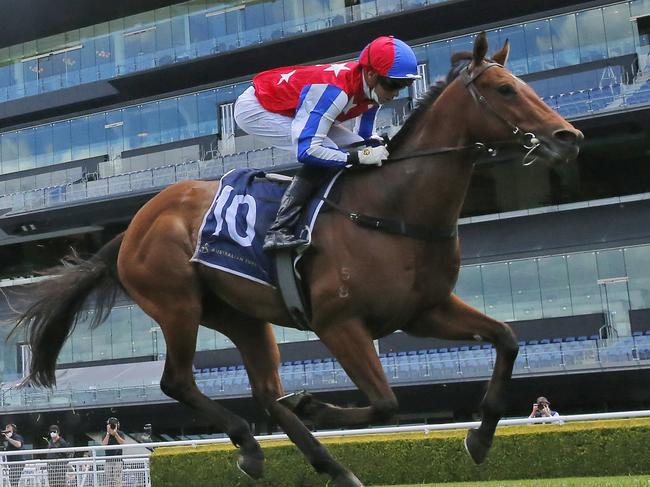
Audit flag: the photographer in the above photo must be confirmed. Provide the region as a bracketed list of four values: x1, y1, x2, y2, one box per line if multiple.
[101, 417, 125, 487]
[46, 425, 71, 487]
[2, 423, 25, 487]
[529, 396, 563, 424]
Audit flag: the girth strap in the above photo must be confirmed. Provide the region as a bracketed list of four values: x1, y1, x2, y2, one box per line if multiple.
[322, 197, 457, 242]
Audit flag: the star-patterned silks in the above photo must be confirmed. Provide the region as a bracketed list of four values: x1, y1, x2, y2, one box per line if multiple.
[277, 70, 297, 84]
[324, 63, 351, 77]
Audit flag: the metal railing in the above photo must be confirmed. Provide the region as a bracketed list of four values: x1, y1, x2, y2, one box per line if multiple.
[2, 408, 650, 486]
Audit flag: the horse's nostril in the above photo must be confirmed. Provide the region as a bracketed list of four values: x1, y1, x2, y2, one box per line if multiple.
[553, 129, 583, 145]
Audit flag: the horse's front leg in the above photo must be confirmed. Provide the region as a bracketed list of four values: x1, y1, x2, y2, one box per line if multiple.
[404, 294, 519, 465]
[286, 319, 399, 429]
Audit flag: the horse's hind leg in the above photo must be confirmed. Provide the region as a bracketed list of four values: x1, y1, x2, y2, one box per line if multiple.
[217, 314, 363, 487]
[404, 294, 519, 465]
[126, 289, 264, 478]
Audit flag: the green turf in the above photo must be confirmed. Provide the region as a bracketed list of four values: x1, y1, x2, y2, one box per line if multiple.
[378, 475, 650, 486]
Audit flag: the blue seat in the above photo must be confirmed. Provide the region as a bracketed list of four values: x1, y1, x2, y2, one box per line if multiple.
[577, 336, 588, 341]
[564, 337, 576, 342]
[552, 338, 563, 344]
[527, 340, 539, 346]
[540, 339, 550, 345]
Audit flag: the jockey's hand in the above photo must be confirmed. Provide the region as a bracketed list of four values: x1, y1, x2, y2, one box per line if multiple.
[348, 145, 389, 167]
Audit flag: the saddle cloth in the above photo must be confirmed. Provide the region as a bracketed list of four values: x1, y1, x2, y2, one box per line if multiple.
[191, 168, 341, 286]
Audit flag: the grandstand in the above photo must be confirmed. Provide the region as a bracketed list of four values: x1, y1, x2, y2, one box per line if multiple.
[0, 0, 649, 448]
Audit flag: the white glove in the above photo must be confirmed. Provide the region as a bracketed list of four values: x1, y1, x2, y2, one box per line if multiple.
[356, 145, 389, 166]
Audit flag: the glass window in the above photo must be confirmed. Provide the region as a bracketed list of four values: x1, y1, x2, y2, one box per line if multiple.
[105, 110, 124, 159]
[449, 35, 475, 56]
[197, 89, 218, 136]
[455, 265, 485, 313]
[154, 8, 174, 65]
[131, 307, 154, 357]
[79, 29, 98, 83]
[91, 310, 112, 361]
[88, 113, 108, 158]
[538, 256, 572, 317]
[141, 102, 161, 147]
[52, 120, 72, 165]
[630, 0, 650, 17]
[603, 4, 635, 57]
[178, 93, 199, 140]
[110, 307, 133, 359]
[207, 10, 228, 52]
[596, 248, 626, 279]
[481, 262, 514, 321]
[189, 9, 212, 56]
[59, 338, 73, 364]
[499, 25, 528, 75]
[123, 105, 143, 151]
[71, 117, 90, 161]
[170, 5, 190, 60]
[94, 33, 115, 80]
[550, 14, 580, 68]
[159, 98, 180, 143]
[1, 132, 19, 174]
[576, 8, 607, 62]
[566, 252, 602, 315]
[509, 259, 543, 320]
[197, 326, 217, 351]
[625, 245, 650, 310]
[426, 40, 452, 82]
[525, 19, 555, 71]
[70, 323, 93, 362]
[34, 124, 53, 167]
[61, 48, 81, 88]
[18, 128, 36, 171]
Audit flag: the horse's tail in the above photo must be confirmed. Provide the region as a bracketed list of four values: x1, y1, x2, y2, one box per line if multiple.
[11, 233, 125, 387]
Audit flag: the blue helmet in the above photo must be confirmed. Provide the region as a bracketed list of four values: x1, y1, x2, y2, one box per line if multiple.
[359, 36, 421, 79]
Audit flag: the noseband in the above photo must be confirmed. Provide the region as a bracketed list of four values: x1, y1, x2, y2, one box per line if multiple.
[389, 61, 541, 165]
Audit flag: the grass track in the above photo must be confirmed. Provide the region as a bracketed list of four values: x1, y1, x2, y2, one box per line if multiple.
[379, 475, 650, 487]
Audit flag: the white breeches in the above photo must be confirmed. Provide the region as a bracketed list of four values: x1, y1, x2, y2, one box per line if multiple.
[233, 86, 363, 155]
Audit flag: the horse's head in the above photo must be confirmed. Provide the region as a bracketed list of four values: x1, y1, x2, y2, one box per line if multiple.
[457, 32, 583, 164]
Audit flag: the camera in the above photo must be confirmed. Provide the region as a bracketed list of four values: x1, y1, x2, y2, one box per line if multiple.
[107, 417, 119, 430]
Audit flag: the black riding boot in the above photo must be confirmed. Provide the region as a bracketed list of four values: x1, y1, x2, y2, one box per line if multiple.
[263, 172, 321, 251]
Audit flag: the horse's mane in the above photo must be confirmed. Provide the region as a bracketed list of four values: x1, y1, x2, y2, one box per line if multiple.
[388, 52, 473, 153]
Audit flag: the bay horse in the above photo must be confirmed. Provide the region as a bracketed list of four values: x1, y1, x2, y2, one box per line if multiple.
[15, 33, 581, 487]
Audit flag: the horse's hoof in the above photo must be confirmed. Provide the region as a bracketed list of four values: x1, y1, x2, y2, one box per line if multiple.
[329, 471, 364, 487]
[464, 428, 492, 465]
[237, 451, 265, 480]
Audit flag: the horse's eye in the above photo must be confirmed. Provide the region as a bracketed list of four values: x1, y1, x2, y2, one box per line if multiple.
[497, 84, 516, 96]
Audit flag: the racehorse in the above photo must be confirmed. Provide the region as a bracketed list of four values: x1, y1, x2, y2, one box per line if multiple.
[14, 33, 582, 487]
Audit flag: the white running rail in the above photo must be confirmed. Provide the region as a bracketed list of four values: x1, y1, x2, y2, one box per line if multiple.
[2, 409, 649, 486]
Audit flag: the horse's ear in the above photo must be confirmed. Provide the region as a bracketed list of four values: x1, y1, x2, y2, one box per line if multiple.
[492, 39, 510, 66]
[472, 32, 488, 66]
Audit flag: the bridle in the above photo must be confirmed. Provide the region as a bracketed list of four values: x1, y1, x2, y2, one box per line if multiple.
[323, 62, 544, 242]
[388, 61, 541, 166]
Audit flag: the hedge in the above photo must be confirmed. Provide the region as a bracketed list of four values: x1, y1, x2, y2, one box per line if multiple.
[150, 418, 650, 486]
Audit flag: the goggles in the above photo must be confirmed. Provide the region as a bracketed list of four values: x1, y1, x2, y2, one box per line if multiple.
[377, 76, 414, 92]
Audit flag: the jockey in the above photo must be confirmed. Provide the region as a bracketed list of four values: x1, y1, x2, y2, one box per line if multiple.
[234, 36, 420, 251]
